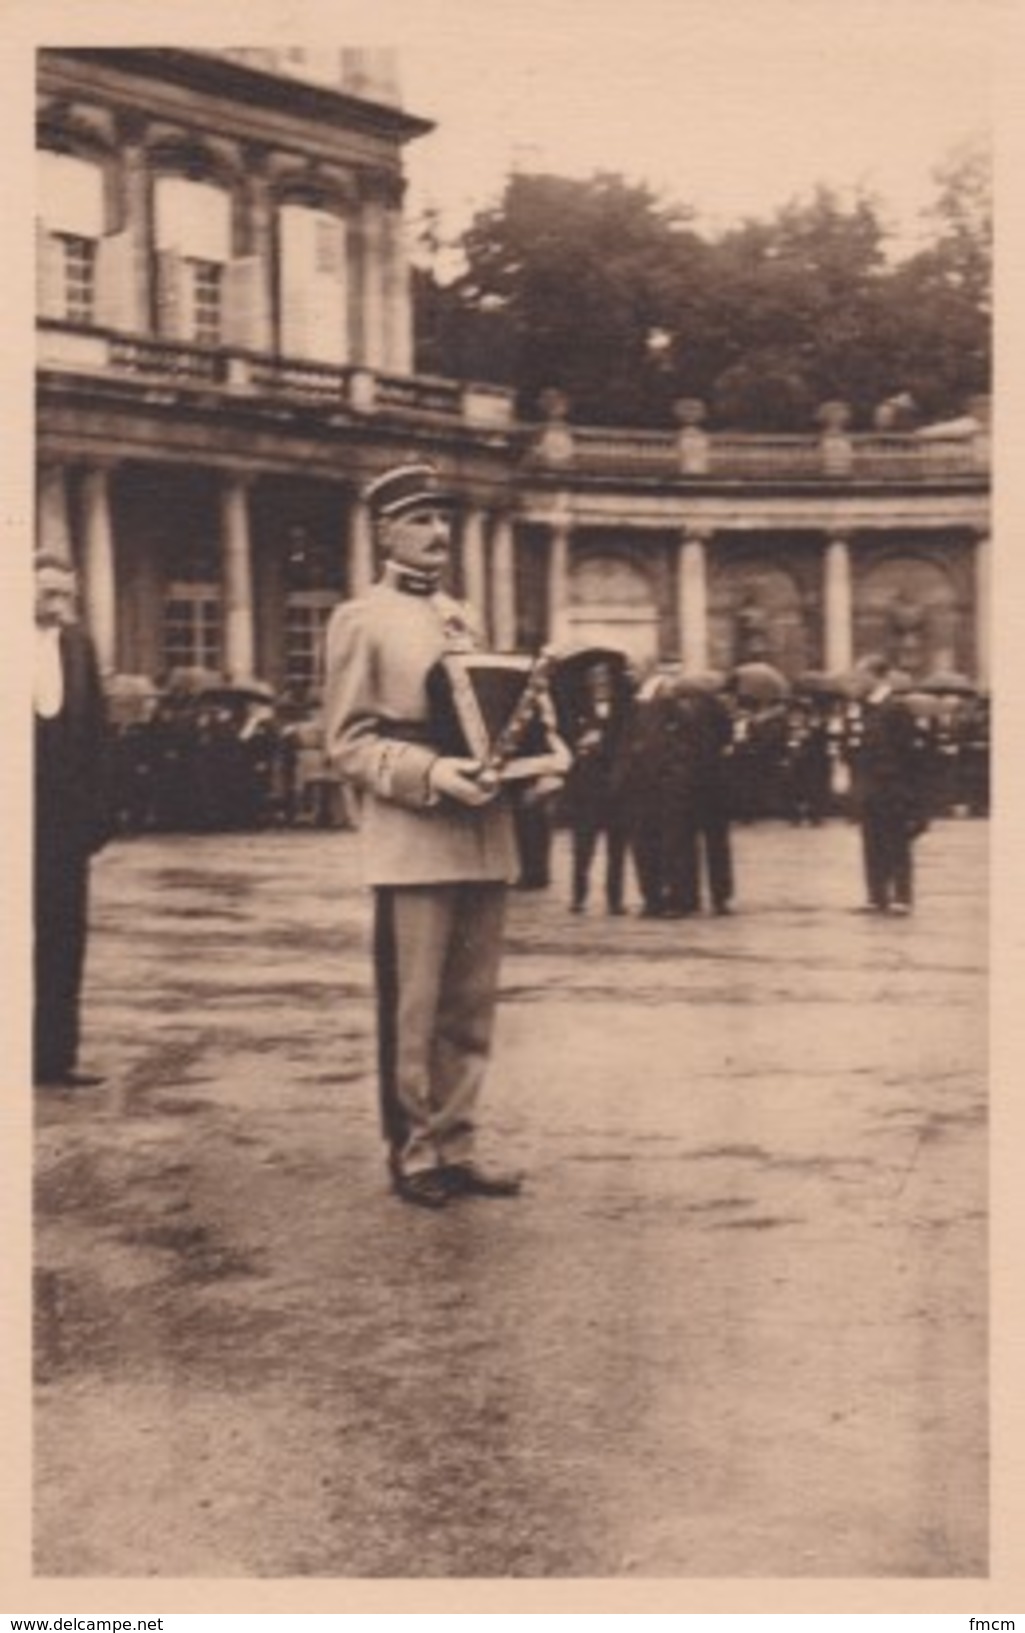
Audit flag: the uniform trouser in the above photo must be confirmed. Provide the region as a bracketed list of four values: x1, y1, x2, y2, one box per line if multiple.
[374, 883, 507, 1176]
[571, 815, 627, 908]
[860, 801, 913, 908]
[34, 841, 90, 1081]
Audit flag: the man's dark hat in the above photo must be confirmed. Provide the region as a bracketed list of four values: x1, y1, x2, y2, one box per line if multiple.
[364, 461, 456, 521]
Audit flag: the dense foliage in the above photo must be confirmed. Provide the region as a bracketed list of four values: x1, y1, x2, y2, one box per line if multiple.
[413, 143, 990, 431]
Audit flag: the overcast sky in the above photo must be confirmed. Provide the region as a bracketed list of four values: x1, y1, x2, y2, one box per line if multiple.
[362, 0, 995, 256]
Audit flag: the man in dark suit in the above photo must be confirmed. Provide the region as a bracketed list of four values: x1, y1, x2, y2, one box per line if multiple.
[562, 657, 632, 914]
[34, 552, 110, 1087]
[670, 682, 735, 916]
[852, 658, 929, 915]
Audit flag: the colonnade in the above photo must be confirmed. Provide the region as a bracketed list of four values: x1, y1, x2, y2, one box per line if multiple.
[35, 462, 519, 678]
[36, 462, 992, 688]
[538, 520, 990, 685]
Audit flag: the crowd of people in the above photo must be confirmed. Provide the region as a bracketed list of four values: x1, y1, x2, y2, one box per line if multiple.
[513, 655, 989, 918]
[100, 659, 990, 852]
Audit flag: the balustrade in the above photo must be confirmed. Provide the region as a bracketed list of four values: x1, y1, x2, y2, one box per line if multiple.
[36, 319, 986, 482]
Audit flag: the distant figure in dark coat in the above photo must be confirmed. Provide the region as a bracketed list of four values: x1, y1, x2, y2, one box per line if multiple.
[851, 659, 929, 914]
[620, 680, 731, 918]
[670, 683, 735, 915]
[619, 689, 671, 915]
[782, 699, 831, 825]
[560, 658, 632, 914]
[33, 553, 110, 1087]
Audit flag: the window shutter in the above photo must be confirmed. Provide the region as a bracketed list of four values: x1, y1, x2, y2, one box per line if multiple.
[156, 248, 186, 340]
[36, 220, 65, 320]
[221, 256, 270, 352]
[310, 214, 348, 365]
[279, 207, 311, 359]
[359, 203, 386, 369]
[384, 212, 412, 374]
[94, 230, 136, 331]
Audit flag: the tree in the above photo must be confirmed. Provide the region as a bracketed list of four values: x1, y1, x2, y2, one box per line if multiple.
[870, 140, 992, 420]
[416, 172, 709, 425]
[414, 158, 991, 431]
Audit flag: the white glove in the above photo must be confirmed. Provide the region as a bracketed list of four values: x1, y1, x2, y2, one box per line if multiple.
[428, 756, 499, 807]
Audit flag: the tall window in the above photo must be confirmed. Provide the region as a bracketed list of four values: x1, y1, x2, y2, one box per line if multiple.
[154, 174, 232, 345]
[278, 203, 349, 364]
[59, 233, 98, 324]
[190, 259, 223, 346]
[163, 534, 222, 675]
[283, 594, 335, 694]
[164, 588, 222, 674]
[36, 150, 105, 325]
[283, 528, 343, 694]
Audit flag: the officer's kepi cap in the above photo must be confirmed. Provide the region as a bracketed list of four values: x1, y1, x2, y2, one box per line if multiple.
[364, 462, 456, 521]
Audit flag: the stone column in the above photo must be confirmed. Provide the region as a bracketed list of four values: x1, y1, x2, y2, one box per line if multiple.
[383, 205, 413, 374]
[220, 474, 255, 681]
[547, 505, 572, 644]
[461, 509, 488, 635]
[118, 123, 149, 332]
[975, 532, 990, 690]
[824, 534, 853, 674]
[678, 529, 709, 673]
[37, 464, 72, 564]
[81, 466, 117, 675]
[348, 495, 375, 597]
[357, 188, 388, 371]
[491, 513, 517, 651]
[241, 156, 274, 354]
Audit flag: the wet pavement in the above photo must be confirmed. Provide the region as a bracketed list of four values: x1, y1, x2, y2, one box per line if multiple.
[33, 817, 988, 1578]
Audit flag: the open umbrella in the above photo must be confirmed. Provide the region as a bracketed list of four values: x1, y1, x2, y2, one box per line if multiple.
[846, 658, 913, 698]
[794, 669, 852, 700]
[902, 691, 946, 720]
[919, 670, 976, 697]
[104, 672, 160, 727]
[669, 669, 727, 696]
[209, 677, 277, 704]
[165, 665, 224, 695]
[551, 646, 634, 731]
[731, 661, 790, 703]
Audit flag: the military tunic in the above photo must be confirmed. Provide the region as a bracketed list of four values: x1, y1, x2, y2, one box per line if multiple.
[323, 565, 518, 1177]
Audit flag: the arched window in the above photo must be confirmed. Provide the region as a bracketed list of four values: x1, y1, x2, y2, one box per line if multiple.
[153, 174, 232, 345]
[277, 201, 349, 364]
[36, 149, 106, 325]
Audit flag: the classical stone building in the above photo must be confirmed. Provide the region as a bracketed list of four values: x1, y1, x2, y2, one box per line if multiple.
[36, 47, 990, 695]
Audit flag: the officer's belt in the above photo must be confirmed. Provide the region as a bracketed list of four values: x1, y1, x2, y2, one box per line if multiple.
[377, 719, 436, 747]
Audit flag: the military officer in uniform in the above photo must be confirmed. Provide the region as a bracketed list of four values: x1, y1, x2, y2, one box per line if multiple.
[324, 462, 558, 1209]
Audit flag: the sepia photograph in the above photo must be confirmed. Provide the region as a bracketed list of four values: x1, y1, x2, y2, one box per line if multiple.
[5, 0, 1021, 1614]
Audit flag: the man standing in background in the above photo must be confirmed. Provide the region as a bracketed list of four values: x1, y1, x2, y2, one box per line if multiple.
[853, 657, 929, 915]
[33, 551, 110, 1087]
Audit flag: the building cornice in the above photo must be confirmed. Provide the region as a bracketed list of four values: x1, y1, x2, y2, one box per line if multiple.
[39, 48, 435, 146]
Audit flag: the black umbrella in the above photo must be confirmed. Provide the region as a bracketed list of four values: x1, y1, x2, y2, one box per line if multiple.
[731, 661, 790, 703]
[919, 670, 977, 697]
